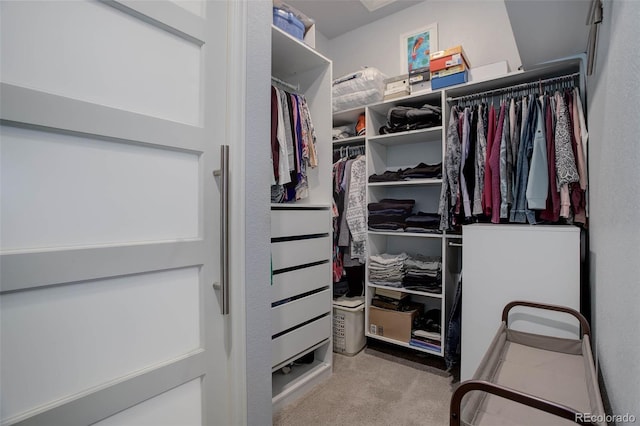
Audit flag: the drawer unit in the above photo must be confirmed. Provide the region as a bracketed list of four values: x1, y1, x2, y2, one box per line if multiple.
[272, 289, 331, 336]
[271, 236, 330, 271]
[271, 208, 330, 238]
[272, 314, 331, 368]
[272, 261, 331, 303]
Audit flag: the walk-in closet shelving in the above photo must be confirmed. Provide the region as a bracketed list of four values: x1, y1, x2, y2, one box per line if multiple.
[270, 25, 333, 411]
[363, 90, 450, 357]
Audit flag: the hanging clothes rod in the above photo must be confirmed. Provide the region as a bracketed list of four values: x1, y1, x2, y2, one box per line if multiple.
[271, 76, 299, 92]
[446, 72, 580, 102]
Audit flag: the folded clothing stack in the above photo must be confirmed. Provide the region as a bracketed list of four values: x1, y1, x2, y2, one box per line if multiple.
[403, 255, 442, 294]
[368, 252, 408, 287]
[368, 162, 442, 182]
[404, 212, 441, 233]
[368, 199, 415, 232]
[368, 253, 442, 294]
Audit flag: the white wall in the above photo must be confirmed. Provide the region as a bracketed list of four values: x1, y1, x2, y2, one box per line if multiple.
[245, 1, 273, 425]
[314, 29, 331, 58]
[325, 0, 521, 78]
[587, 0, 640, 419]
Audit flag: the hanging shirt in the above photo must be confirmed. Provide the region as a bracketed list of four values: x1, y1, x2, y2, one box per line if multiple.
[489, 103, 505, 223]
[459, 107, 472, 217]
[274, 88, 291, 185]
[270, 86, 280, 184]
[472, 104, 487, 216]
[482, 105, 496, 216]
[345, 156, 367, 262]
[499, 103, 511, 219]
[574, 87, 589, 216]
[511, 96, 537, 224]
[540, 94, 561, 222]
[438, 106, 461, 230]
[554, 91, 579, 218]
[526, 97, 549, 209]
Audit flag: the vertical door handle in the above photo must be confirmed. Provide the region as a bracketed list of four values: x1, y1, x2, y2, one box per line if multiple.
[213, 145, 230, 315]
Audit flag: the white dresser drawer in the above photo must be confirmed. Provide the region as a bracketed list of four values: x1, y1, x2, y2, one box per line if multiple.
[271, 236, 330, 271]
[271, 208, 330, 238]
[272, 289, 330, 336]
[272, 314, 331, 368]
[272, 261, 330, 303]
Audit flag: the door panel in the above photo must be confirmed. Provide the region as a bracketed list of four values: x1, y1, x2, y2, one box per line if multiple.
[93, 379, 202, 426]
[0, 1, 201, 125]
[1, 267, 200, 419]
[1, 125, 199, 251]
[0, 1, 237, 424]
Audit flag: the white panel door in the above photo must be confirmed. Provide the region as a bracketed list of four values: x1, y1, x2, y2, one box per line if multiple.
[0, 1, 241, 425]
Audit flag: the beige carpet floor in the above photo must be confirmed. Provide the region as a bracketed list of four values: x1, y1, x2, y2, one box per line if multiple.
[273, 348, 456, 426]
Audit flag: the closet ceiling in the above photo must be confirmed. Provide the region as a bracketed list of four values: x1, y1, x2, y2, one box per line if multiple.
[287, 0, 592, 71]
[503, 0, 591, 69]
[286, 0, 422, 39]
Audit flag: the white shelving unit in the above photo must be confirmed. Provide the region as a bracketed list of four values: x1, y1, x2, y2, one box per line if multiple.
[270, 25, 333, 412]
[362, 90, 453, 357]
[329, 58, 582, 364]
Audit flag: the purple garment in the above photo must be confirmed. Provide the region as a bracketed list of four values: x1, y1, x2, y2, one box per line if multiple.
[489, 104, 506, 223]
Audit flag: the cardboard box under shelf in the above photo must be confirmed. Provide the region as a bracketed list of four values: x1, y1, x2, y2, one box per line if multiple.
[369, 305, 421, 343]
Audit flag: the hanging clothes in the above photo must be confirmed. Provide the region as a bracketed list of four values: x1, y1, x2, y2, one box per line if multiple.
[554, 91, 580, 219]
[270, 86, 319, 203]
[438, 106, 461, 230]
[472, 104, 487, 216]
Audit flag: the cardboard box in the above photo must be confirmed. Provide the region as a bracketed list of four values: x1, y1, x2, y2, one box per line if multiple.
[408, 70, 430, 84]
[431, 70, 468, 90]
[430, 64, 466, 79]
[384, 74, 410, 91]
[384, 75, 410, 100]
[430, 53, 470, 72]
[430, 45, 470, 64]
[369, 306, 420, 343]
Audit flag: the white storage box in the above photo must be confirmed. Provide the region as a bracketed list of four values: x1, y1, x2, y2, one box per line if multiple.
[333, 300, 365, 356]
[332, 68, 387, 113]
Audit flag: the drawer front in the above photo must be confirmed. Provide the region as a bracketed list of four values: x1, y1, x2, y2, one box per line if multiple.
[272, 315, 331, 368]
[271, 236, 330, 271]
[272, 289, 331, 336]
[272, 262, 330, 303]
[271, 209, 329, 238]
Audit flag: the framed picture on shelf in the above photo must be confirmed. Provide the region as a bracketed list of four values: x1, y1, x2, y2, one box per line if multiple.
[400, 23, 438, 75]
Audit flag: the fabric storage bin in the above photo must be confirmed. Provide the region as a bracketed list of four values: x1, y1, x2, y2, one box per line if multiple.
[333, 301, 365, 356]
[273, 7, 305, 41]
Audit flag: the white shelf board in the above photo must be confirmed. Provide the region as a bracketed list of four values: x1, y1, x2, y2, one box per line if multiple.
[271, 338, 330, 372]
[368, 283, 443, 299]
[332, 136, 365, 146]
[366, 332, 443, 357]
[271, 203, 331, 210]
[368, 230, 443, 239]
[367, 126, 442, 146]
[367, 90, 443, 113]
[368, 178, 442, 187]
[272, 26, 330, 80]
[333, 106, 365, 127]
[272, 359, 331, 405]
